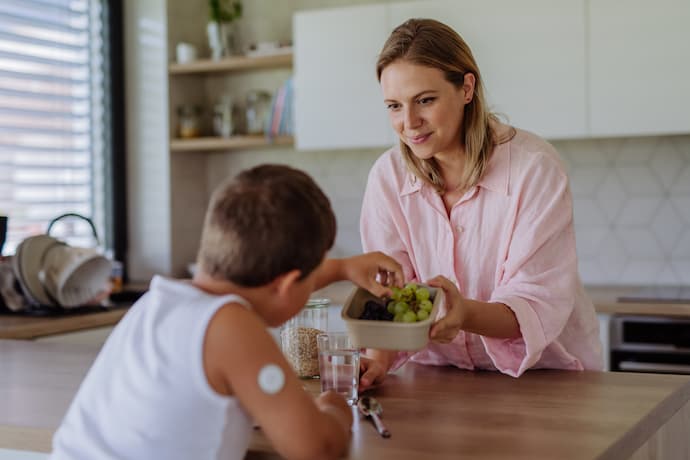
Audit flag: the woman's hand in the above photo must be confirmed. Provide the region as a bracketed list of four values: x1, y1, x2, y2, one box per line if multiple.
[342, 252, 403, 298]
[427, 275, 468, 344]
[358, 356, 389, 391]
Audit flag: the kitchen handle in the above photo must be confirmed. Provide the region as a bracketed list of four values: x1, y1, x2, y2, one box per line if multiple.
[618, 361, 690, 374]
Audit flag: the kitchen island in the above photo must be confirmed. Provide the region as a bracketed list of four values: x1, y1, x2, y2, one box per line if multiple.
[1, 339, 688, 459]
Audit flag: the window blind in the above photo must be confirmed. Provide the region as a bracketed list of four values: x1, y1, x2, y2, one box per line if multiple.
[0, 0, 109, 253]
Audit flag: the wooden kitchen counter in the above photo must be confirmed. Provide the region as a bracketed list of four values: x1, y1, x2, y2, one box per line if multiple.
[0, 306, 129, 340]
[0, 284, 147, 340]
[1, 339, 688, 459]
[3, 281, 685, 341]
[586, 285, 690, 317]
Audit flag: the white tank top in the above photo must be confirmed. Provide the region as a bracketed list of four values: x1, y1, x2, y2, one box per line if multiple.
[50, 276, 254, 460]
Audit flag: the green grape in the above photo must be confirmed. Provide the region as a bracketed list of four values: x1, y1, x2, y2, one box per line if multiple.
[415, 287, 430, 302]
[393, 301, 409, 315]
[386, 301, 396, 314]
[419, 299, 433, 312]
[404, 282, 418, 290]
[401, 286, 414, 299]
[416, 309, 430, 321]
[391, 287, 402, 301]
[393, 312, 405, 322]
[402, 311, 417, 323]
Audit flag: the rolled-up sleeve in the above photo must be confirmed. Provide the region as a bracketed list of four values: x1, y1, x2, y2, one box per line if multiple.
[483, 155, 580, 377]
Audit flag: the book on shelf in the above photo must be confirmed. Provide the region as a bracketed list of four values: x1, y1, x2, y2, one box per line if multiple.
[265, 77, 293, 140]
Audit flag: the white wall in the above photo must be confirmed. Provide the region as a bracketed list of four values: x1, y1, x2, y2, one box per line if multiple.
[124, 0, 172, 280]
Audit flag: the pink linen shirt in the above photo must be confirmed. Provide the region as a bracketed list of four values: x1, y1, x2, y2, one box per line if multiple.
[360, 128, 603, 377]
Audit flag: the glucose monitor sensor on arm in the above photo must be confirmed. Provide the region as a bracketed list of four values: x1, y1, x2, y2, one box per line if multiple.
[258, 364, 285, 395]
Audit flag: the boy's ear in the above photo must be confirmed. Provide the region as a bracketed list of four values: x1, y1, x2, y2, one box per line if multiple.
[273, 269, 302, 299]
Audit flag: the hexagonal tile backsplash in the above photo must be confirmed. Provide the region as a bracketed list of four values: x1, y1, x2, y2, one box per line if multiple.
[556, 135, 690, 286]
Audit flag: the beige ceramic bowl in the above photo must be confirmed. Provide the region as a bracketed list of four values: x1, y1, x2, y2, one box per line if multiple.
[341, 284, 444, 351]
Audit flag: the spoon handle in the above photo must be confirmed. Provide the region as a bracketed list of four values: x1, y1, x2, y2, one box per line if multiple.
[370, 412, 391, 438]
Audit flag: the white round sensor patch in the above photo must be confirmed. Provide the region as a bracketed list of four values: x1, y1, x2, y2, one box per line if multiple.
[258, 364, 285, 395]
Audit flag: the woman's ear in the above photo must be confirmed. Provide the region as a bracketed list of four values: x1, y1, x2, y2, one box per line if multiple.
[273, 269, 302, 300]
[463, 72, 476, 104]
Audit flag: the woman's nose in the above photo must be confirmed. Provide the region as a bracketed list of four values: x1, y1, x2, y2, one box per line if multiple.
[403, 106, 422, 129]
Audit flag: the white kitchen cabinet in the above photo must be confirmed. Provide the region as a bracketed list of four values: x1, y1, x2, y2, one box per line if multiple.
[294, 0, 587, 150]
[388, 0, 588, 140]
[589, 0, 690, 137]
[293, 4, 395, 150]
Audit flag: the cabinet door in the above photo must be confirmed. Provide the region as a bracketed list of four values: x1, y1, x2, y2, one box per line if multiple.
[389, 0, 587, 140]
[294, 4, 395, 150]
[589, 0, 690, 137]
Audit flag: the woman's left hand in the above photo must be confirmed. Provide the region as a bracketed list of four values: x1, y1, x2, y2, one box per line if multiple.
[343, 252, 403, 298]
[427, 275, 467, 344]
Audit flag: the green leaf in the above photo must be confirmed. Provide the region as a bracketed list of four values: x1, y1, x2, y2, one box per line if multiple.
[209, 0, 242, 22]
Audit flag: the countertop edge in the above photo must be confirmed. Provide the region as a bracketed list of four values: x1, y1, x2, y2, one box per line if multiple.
[597, 376, 690, 459]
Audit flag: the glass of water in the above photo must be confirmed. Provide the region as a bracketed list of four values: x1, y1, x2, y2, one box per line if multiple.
[317, 332, 360, 405]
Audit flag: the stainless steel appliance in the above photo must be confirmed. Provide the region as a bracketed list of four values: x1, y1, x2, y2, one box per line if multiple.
[610, 315, 690, 374]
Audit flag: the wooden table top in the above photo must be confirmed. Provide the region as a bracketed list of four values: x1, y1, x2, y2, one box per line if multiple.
[1, 339, 689, 459]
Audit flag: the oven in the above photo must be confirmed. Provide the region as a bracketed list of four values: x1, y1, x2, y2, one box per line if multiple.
[610, 315, 690, 375]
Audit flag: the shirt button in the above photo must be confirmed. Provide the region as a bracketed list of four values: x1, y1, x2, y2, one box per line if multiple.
[456, 225, 464, 233]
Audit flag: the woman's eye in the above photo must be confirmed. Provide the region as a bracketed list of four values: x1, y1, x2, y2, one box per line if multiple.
[418, 97, 435, 105]
[386, 103, 400, 111]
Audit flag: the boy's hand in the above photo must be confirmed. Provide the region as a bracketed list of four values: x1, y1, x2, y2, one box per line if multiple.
[315, 391, 353, 432]
[343, 252, 403, 298]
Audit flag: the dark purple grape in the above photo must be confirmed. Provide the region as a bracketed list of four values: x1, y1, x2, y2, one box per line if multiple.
[358, 299, 394, 321]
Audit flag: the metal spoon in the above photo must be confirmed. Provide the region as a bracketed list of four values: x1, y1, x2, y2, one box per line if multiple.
[357, 396, 391, 438]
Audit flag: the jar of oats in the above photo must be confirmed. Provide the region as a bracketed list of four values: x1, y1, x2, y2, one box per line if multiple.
[280, 298, 330, 378]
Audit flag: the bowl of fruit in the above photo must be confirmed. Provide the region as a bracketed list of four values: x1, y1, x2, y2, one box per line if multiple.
[340, 283, 444, 351]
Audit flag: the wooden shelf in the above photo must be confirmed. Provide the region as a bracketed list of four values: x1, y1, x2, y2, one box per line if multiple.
[169, 52, 292, 75]
[170, 135, 293, 152]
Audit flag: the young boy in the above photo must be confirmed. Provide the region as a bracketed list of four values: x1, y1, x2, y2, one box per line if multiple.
[50, 164, 403, 460]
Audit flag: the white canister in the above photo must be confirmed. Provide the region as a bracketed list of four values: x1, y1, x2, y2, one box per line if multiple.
[176, 42, 197, 64]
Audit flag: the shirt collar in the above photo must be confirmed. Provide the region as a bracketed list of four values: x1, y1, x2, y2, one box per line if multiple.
[400, 172, 422, 196]
[398, 139, 511, 197]
[476, 139, 510, 196]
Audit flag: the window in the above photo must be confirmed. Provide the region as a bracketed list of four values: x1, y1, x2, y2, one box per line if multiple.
[0, 0, 118, 254]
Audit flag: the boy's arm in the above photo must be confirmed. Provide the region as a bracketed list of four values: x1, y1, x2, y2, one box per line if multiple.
[204, 303, 352, 460]
[313, 253, 404, 298]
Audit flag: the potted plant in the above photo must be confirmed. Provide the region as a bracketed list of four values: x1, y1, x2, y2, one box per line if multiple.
[207, 0, 243, 60]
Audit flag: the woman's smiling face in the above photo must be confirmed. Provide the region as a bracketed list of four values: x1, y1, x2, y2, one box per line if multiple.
[380, 60, 471, 161]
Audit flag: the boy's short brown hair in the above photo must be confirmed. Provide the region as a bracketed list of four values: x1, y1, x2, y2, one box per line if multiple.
[197, 164, 336, 286]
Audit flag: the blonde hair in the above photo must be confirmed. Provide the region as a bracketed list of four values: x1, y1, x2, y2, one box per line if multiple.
[377, 18, 514, 193]
[197, 164, 336, 286]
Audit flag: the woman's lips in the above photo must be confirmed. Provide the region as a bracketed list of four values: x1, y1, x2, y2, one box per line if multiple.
[407, 133, 431, 145]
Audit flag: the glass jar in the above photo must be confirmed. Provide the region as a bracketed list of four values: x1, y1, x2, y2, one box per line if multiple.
[245, 90, 272, 135]
[280, 298, 330, 378]
[177, 105, 202, 138]
[212, 96, 234, 138]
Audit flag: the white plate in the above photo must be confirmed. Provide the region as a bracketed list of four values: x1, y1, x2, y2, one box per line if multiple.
[12, 235, 62, 306]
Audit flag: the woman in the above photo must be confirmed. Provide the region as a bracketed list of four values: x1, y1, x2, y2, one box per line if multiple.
[359, 18, 602, 387]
